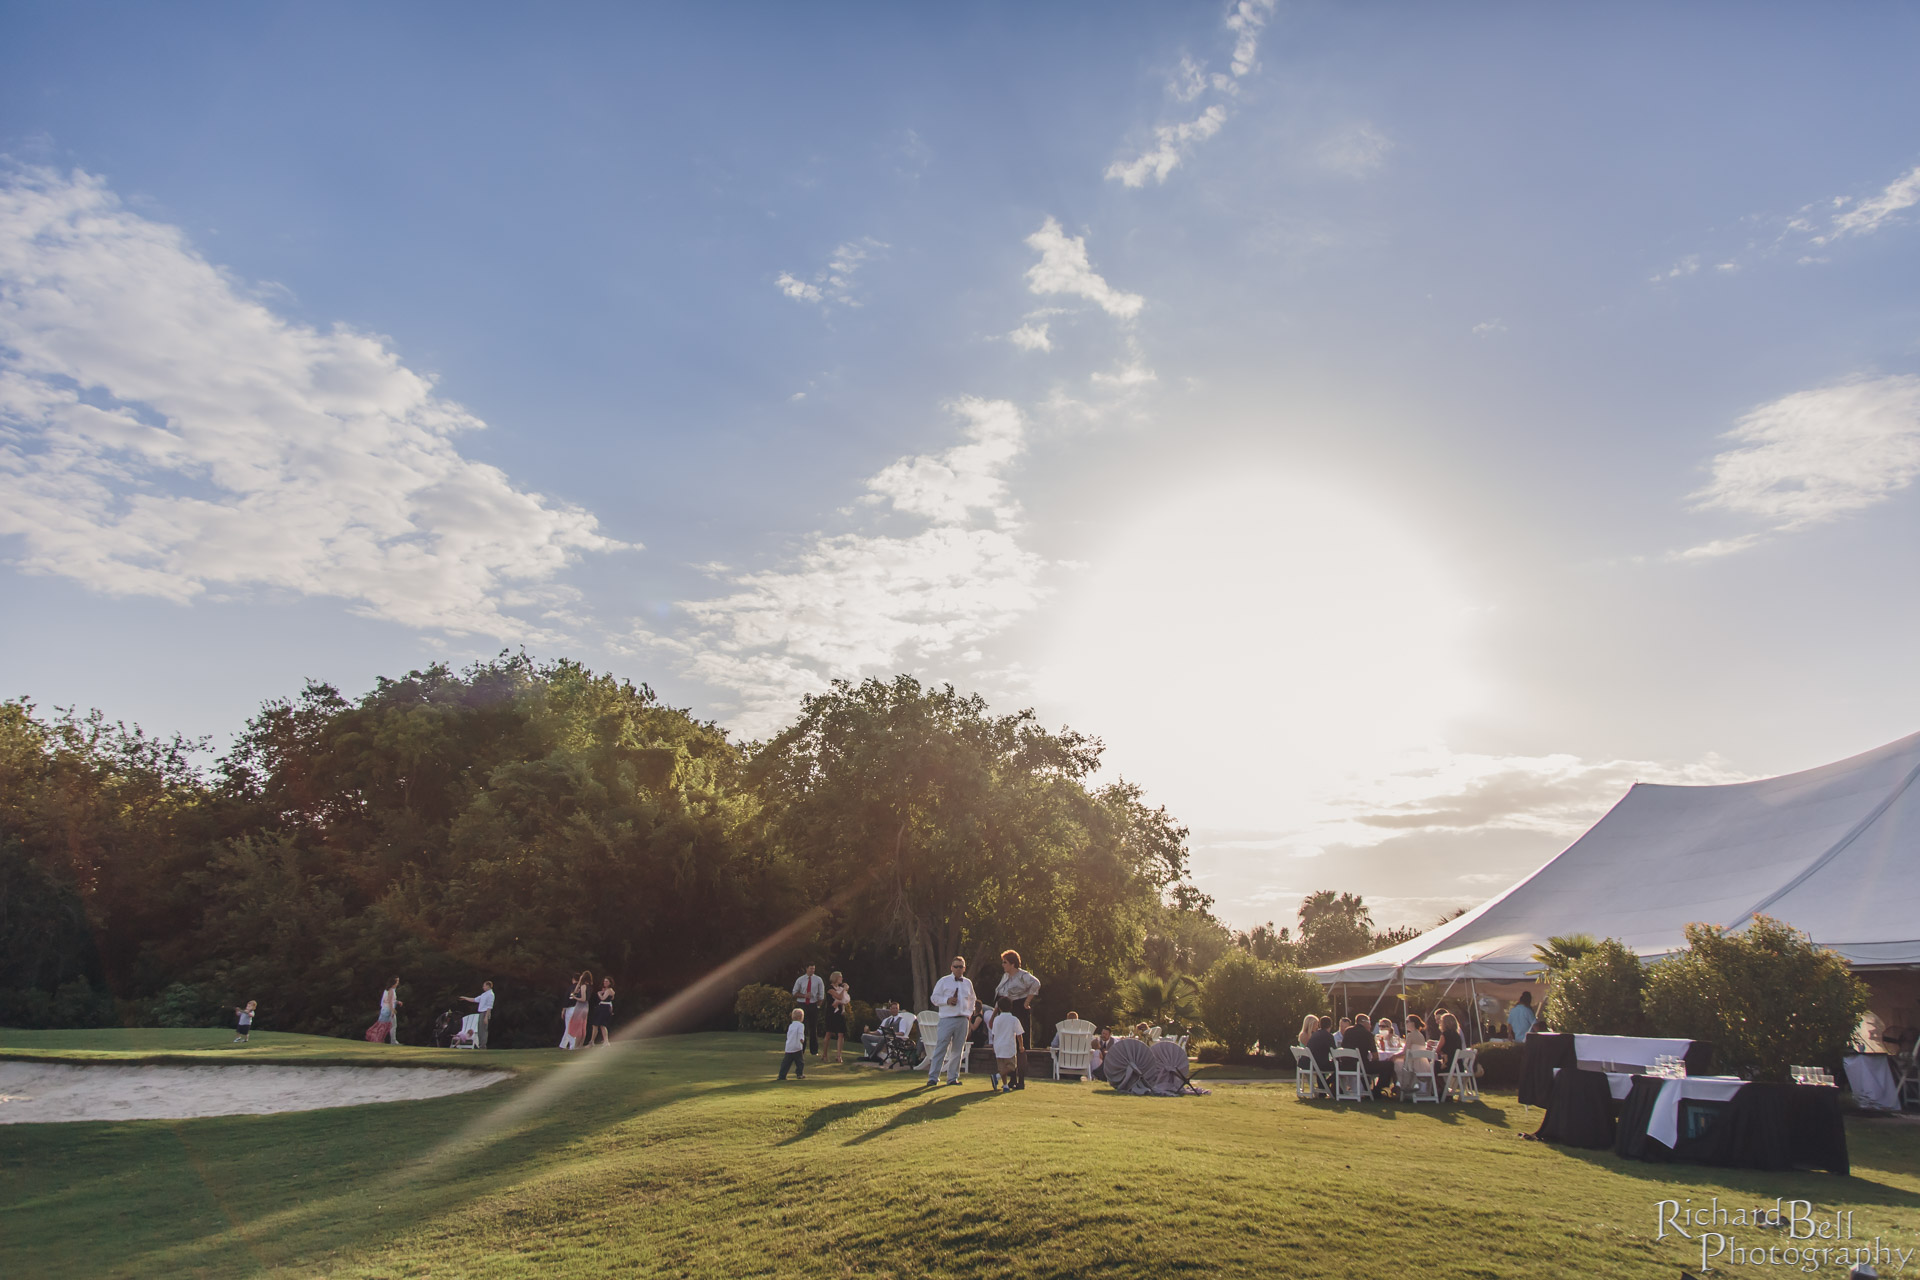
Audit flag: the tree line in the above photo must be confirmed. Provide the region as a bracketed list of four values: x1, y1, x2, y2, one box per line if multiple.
[1, 655, 1413, 1047]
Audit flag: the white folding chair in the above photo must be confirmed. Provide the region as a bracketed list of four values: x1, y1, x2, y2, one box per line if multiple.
[916, 1011, 941, 1072]
[1443, 1047, 1479, 1102]
[450, 1013, 480, 1049]
[1291, 1046, 1331, 1099]
[1054, 1018, 1094, 1082]
[1405, 1048, 1441, 1104]
[1332, 1048, 1373, 1102]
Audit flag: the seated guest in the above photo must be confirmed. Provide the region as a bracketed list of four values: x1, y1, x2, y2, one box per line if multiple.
[1131, 1021, 1151, 1040]
[1090, 1026, 1113, 1081]
[1403, 1013, 1429, 1049]
[1374, 1018, 1402, 1053]
[1342, 1013, 1391, 1095]
[1049, 1011, 1081, 1048]
[1338, 1017, 1353, 1037]
[1306, 1016, 1337, 1077]
[1435, 1013, 1464, 1077]
[861, 1001, 914, 1060]
[1297, 1014, 1319, 1047]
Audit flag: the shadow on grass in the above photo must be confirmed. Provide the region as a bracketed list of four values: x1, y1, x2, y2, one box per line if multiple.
[778, 1079, 934, 1146]
[842, 1085, 998, 1146]
[1292, 1098, 1512, 1128]
[1540, 1142, 1920, 1207]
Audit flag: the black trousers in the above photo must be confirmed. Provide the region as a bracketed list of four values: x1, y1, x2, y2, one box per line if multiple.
[800, 1003, 821, 1054]
[778, 1050, 805, 1079]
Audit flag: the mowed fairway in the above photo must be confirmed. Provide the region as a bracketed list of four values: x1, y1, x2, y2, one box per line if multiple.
[2, 1031, 1916, 1279]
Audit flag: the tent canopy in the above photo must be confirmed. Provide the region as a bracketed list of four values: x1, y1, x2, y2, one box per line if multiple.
[1311, 729, 1920, 985]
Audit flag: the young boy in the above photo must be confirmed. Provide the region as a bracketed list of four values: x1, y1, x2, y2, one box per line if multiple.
[778, 1007, 807, 1080]
[989, 997, 1023, 1093]
[232, 1000, 257, 1043]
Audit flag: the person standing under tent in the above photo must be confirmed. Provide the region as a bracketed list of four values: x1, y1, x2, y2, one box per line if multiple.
[925, 956, 977, 1086]
[1507, 990, 1536, 1041]
[458, 981, 495, 1050]
[791, 964, 826, 1056]
[994, 950, 1040, 1091]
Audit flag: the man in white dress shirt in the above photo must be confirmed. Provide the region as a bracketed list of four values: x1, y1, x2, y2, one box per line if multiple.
[791, 964, 826, 1055]
[925, 956, 977, 1086]
[459, 981, 496, 1049]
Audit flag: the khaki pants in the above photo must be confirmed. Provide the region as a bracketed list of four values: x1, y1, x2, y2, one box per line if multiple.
[476, 1010, 490, 1049]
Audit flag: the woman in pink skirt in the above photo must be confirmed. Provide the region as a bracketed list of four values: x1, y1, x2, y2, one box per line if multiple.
[559, 970, 591, 1049]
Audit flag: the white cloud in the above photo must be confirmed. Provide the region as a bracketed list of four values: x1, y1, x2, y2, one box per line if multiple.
[1652, 255, 1700, 282]
[1106, 0, 1274, 188]
[1318, 123, 1392, 176]
[1090, 363, 1157, 390]
[775, 272, 822, 303]
[1007, 322, 1052, 352]
[1471, 319, 1507, 336]
[1105, 105, 1228, 188]
[1683, 374, 1920, 556]
[1023, 218, 1144, 319]
[774, 237, 885, 308]
[630, 398, 1046, 735]
[1816, 163, 1920, 243]
[0, 168, 617, 637]
[1223, 0, 1276, 78]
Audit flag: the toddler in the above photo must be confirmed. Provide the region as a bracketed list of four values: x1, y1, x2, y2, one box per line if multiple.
[989, 997, 1023, 1092]
[778, 1007, 807, 1080]
[233, 1000, 257, 1043]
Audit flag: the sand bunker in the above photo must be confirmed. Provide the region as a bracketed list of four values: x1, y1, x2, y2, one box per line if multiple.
[0, 1060, 511, 1123]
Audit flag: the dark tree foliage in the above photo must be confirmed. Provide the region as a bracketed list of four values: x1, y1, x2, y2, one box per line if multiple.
[1, 662, 1214, 1048]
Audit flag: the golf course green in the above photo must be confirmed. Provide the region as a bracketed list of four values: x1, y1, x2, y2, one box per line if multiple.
[2, 1029, 1915, 1278]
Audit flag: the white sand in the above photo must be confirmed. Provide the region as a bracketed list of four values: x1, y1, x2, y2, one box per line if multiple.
[0, 1061, 511, 1123]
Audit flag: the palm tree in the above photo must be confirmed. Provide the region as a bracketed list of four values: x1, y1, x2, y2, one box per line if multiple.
[1119, 971, 1202, 1032]
[1530, 934, 1598, 979]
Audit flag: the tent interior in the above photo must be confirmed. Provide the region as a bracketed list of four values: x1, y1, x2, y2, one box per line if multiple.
[1309, 730, 1920, 1051]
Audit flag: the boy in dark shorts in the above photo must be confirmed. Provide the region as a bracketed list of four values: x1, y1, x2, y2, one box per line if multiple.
[233, 1000, 257, 1043]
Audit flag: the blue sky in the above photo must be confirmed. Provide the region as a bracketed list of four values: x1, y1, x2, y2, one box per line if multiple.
[4, 2, 1919, 928]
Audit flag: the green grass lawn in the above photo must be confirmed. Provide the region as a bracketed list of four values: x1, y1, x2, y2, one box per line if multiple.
[2, 1029, 1915, 1279]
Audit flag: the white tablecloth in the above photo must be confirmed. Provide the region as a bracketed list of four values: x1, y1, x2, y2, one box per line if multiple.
[1573, 1034, 1695, 1073]
[1646, 1076, 1747, 1148]
[1842, 1054, 1901, 1110]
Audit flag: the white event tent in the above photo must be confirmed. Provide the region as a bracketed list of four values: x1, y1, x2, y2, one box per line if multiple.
[1310, 729, 1920, 991]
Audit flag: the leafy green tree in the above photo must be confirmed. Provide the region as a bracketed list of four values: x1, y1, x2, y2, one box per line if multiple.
[1551, 938, 1649, 1035]
[753, 676, 1183, 1013]
[1644, 917, 1867, 1082]
[1295, 890, 1376, 968]
[1200, 950, 1326, 1058]
[1233, 921, 1295, 964]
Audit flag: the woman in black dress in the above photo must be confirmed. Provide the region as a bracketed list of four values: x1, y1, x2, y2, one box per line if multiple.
[588, 976, 615, 1046]
[821, 971, 850, 1065]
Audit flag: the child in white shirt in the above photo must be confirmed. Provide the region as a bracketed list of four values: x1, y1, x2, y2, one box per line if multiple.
[989, 998, 1023, 1093]
[778, 1007, 808, 1080]
[232, 1000, 256, 1043]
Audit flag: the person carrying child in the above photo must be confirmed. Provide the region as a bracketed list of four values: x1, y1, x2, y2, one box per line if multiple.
[989, 997, 1024, 1093]
[232, 1000, 257, 1043]
[777, 1007, 808, 1081]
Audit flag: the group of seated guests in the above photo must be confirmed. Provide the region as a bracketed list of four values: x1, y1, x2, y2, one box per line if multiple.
[1300, 1009, 1465, 1098]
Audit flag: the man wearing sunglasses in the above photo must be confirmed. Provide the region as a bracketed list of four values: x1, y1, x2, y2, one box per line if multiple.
[925, 956, 977, 1086]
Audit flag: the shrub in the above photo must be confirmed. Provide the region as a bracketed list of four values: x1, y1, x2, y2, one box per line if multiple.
[846, 999, 875, 1039]
[1644, 916, 1867, 1082]
[733, 983, 794, 1032]
[1553, 938, 1649, 1035]
[1192, 1039, 1227, 1064]
[1199, 951, 1326, 1058]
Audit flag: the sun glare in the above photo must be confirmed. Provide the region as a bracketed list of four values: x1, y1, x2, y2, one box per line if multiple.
[1040, 474, 1478, 830]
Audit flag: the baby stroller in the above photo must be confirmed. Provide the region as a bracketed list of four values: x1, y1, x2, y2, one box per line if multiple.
[874, 1027, 922, 1070]
[432, 1009, 456, 1048]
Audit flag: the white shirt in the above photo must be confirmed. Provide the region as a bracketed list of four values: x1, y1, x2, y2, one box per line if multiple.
[475, 990, 495, 1013]
[929, 974, 976, 1018]
[792, 974, 825, 1003]
[990, 1012, 1023, 1058]
[885, 1012, 915, 1036]
[784, 1021, 806, 1052]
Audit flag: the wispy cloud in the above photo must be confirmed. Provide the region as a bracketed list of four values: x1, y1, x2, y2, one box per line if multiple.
[1106, 0, 1275, 188]
[1007, 321, 1052, 352]
[775, 237, 886, 308]
[628, 398, 1046, 734]
[1815, 163, 1920, 244]
[1024, 218, 1144, 319]
[0, 167, 617, 637]
[1682, 374, 1920, 558]
[1317, 123, 1393, 176]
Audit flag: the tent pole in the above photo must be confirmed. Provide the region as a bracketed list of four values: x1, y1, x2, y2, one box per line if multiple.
[1469, 978, 1481, 1044]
